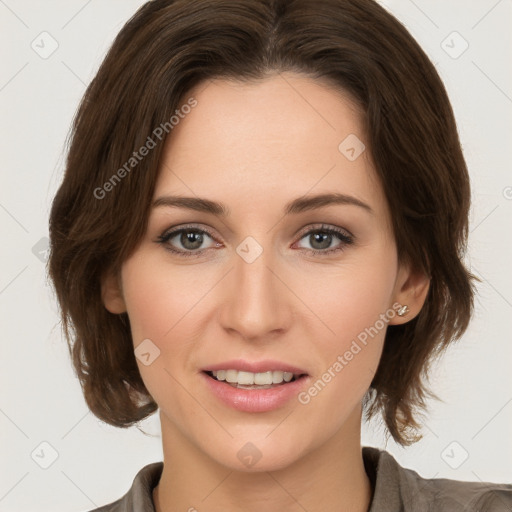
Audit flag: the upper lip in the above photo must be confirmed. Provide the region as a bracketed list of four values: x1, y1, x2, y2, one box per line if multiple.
[202, 359, 308, 375]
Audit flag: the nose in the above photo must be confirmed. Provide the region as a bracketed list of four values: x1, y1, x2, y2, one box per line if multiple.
[218, 243, 292, 342]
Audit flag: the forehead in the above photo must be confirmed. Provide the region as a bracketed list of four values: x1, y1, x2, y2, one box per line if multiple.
[155, 72, 387, 222]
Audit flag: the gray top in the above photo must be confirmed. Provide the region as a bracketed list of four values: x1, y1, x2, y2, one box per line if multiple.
[88, 446, 512, 511]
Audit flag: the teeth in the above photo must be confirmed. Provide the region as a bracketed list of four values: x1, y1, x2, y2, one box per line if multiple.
[211, 369, 299, 385]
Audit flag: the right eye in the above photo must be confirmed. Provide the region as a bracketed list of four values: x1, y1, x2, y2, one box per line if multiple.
[156, 224, 222, 257]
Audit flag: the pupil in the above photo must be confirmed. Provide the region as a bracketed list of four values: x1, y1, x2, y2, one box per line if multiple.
[311, 232, 331, 250]
[182, 231, 203, 250]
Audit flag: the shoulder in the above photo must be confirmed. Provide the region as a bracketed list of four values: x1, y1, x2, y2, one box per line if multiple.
[363, 446, 512, 512]
[85, 462, 164, 512]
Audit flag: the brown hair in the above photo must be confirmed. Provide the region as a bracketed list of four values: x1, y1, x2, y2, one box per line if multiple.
[48, 0, 478, 445]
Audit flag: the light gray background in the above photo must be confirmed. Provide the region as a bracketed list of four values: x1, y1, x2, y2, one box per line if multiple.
[1, 1, 511, 510]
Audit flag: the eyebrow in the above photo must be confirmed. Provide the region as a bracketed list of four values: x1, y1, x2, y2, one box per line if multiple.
[152, 192, 374, 216]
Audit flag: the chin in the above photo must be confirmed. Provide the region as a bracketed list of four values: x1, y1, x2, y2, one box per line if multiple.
[206, 430, 311, 473]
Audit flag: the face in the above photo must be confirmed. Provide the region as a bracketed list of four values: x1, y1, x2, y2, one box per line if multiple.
[103, 72, 423, 472]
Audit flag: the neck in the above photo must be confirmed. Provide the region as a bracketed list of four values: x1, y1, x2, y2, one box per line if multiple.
[153, 408, 372, 512]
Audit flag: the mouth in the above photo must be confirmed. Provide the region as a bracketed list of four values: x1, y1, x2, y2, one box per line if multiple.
[201, 362, 311, 412]
[203, 369, 308, 390]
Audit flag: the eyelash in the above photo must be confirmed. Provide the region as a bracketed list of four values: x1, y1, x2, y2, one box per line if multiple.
[155, 223, 354, 258]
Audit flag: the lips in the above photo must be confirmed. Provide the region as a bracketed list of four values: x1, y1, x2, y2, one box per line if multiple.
[201, 370, 310, 412]
[201, 359, 308, 375]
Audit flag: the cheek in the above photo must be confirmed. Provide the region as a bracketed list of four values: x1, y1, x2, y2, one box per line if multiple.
[301, 246, 397, 344]
[294, 248, 397, 413]
[120, 252, 200, 343]
[119, 255, 198, 412]
[119, 253, 212, 400]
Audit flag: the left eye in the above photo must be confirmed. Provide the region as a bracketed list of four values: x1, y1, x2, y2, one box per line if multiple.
[295, 228, 353, 253]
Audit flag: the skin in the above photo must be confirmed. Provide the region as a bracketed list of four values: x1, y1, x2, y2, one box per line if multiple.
[102, 72, 430, 512]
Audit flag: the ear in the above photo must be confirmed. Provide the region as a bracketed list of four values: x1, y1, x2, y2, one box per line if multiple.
[100, 268, 127, 314]
[388, 260, 430, 325]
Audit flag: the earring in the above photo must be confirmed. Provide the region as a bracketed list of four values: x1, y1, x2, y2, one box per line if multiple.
[397, 305, 409, 317]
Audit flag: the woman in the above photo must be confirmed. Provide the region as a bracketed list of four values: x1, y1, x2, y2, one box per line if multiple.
[48, 0, 512, 510]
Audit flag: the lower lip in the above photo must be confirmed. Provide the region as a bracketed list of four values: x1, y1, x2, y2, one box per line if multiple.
[201, 372, 310, 412]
